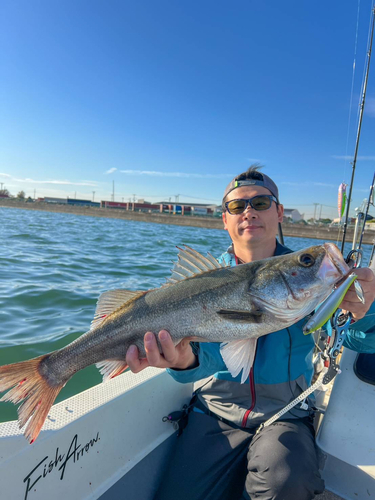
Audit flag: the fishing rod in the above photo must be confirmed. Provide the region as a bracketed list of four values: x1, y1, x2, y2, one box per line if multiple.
[351, 201, 366, 251]
[356, 171, 375, 255]
[341, 5, 375, 254]
[267, 4, 375, 436]
[369, 240, 375, 268]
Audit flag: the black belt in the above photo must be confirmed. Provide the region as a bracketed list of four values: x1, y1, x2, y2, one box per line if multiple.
[194, 397, 246, 431]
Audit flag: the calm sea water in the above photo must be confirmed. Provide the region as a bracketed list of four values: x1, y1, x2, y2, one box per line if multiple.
[0, 207, 372, 423]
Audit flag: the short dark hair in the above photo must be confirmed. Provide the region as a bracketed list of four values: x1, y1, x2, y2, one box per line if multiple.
[234, 164, 265, 183]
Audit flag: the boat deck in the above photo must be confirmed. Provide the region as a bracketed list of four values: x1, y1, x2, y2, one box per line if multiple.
[316, 492, 343, 500]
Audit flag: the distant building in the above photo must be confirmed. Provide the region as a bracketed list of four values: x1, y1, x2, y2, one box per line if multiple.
[157, 201, 219, 216]
[330, 217, 356, 226]
[44, 197, 100, 207]
[44, 197, 68, 204]
[283, 208, 304, 222]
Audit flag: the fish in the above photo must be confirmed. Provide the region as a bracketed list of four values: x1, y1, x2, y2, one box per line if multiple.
[0, 243, 349, 443]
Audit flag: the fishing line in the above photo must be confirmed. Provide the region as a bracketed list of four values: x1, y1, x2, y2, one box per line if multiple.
[355, 0, 373, 126]
[340, 0, 366, 245]
[357, 2, 374, 126]
[341, 0, 363, 200]
[355, 0, 375, 138]
[344, 0, 362, 183]
[356, 172, 375, 251]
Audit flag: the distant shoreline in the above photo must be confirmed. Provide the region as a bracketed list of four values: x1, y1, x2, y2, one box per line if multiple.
[1, 199, 374, 245]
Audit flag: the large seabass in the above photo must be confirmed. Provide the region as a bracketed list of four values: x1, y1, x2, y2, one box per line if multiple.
[0, 243, 349, 442]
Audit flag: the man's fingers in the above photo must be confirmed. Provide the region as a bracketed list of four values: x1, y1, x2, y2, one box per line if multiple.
[144, 331, 163, 366]
[134, 358, 151, 372]
[355, 267, 375, 282]
[126, 344, 139, 367]
[340, 268, 375, 314]
[158, 330, 178, 364]
[341, 289, 363, 304]
[126, 344, 150, 373]
[126, 330, 196, 372]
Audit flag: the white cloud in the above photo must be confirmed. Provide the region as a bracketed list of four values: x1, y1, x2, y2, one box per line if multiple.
[312, 182, 337, 188]
[0, 173, 98, 187]
[331, 155, 375, 161]
[120, 169, 232, 179]
[281, 181, 336, 188]
[21, 178, 98, 187]
[105, 168, 117, 174]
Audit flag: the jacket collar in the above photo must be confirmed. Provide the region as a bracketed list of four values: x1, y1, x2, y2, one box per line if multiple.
[226, 239, 293, 260]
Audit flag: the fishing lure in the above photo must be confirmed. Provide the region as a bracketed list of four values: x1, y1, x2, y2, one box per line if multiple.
[303, 273, 364, 335]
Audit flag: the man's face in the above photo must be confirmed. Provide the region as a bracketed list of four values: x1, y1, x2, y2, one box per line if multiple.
[222, 185, 284, 250]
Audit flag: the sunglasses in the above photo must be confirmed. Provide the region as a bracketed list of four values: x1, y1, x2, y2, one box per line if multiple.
[225, 195, 278, 215]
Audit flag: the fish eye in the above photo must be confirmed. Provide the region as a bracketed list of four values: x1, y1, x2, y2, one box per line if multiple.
[298, 253, 315, 267]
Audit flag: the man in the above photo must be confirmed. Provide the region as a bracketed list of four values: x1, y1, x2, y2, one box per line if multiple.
[126, 166, 375, 500]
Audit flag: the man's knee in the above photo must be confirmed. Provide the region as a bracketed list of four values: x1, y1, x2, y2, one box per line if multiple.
[245, 456, 324, 499]
[245, 421, 325, 499]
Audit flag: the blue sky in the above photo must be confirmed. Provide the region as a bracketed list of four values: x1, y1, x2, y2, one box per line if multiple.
[1, 0, 375, 220]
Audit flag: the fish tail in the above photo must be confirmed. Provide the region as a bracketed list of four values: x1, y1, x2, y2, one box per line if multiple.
[0, 355, 64, 443]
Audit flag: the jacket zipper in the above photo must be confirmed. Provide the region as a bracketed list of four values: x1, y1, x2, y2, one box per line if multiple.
[234, 253, 257, 428]
[241, 366, 256, 427]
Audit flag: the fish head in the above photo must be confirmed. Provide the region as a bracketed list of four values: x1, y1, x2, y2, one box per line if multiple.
[248, 243, 349, 324]
[279, 243, 349, 299]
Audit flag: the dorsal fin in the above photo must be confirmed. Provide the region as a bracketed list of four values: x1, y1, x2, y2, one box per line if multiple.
[90, 289, 143, 330]
[166, 246, 228, 284]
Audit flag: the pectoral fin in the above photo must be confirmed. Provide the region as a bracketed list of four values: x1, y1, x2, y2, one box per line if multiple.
[217, 309, 263, 323]
[220, 338, 258, 384]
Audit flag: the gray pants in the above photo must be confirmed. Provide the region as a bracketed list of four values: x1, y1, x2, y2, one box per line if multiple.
[155, 411, 325, 500]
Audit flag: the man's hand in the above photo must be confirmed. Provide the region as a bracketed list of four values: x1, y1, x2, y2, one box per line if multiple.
[340, 267, 375, 321]
[126, 330, 198, 373]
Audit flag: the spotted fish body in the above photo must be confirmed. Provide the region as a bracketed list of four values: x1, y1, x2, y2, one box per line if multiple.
[0, 243, 349, 442]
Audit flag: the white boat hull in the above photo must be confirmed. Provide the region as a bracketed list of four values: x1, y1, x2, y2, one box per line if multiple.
[0, 368, 193, 500]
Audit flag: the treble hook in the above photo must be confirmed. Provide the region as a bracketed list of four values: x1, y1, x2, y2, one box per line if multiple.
[345, 249, 365, 304]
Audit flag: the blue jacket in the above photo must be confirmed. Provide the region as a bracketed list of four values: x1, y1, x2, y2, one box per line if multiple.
[168, 241, 375, 428]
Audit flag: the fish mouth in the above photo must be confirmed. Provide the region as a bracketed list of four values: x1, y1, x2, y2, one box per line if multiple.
[320, 243, 350, 281]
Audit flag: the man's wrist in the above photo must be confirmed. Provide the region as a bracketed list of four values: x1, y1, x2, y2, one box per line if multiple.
[172, 353, 199, 371]
[169, 341, 200, 371]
